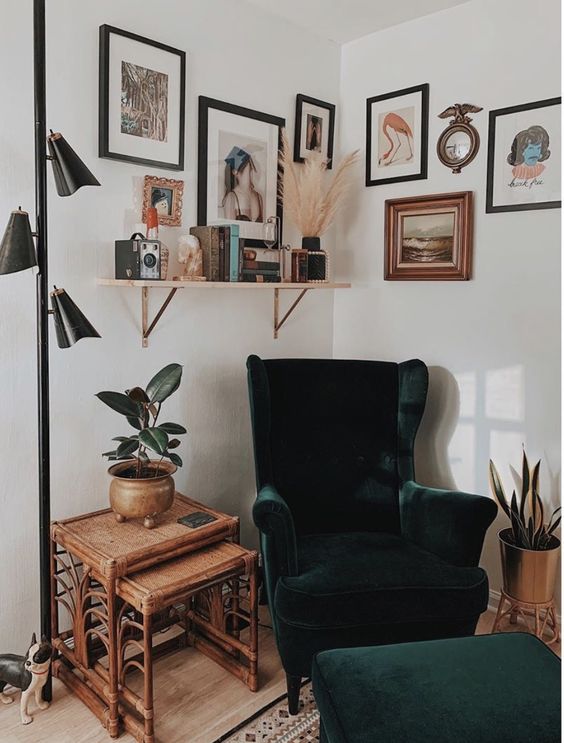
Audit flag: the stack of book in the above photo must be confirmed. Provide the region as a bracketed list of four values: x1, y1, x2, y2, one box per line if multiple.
[240, 247, 281, 283]
[189, 225, 281, 282]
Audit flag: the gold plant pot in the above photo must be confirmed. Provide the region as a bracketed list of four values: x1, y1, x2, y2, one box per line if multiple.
[108, 460, 176, 529]
[499, 528, 560, 604]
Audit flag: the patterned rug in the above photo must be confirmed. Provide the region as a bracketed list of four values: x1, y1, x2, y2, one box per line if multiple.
[214, 683, 320, 742]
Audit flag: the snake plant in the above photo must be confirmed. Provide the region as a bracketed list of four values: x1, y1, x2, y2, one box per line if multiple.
[489, 450, 561, 550]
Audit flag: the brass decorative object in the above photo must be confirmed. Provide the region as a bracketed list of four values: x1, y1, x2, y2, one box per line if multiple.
[108, 459, 177, 529]
[437, 103, 482, 173]
[492, 589, 560, 646]
[498, 527, 560, 603]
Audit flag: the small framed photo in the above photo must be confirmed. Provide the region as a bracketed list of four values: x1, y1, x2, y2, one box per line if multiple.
[99, 25, 186, 170]
[366, 83, 429, 187]
[294, 94, 336, 168]
[142, 176, 184, 226]
[486, 97, 561, 213]
[385, 191, 473, 281]
[198, 96, 284, 246]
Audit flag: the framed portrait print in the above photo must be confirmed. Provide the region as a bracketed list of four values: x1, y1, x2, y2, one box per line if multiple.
[486, 97, 561, 213]
[142, 175, 184, 226]
[198, 96, 284, 246]
[99, 25, 186, 170]
[366, 83, 429, 187]
[294, 94, 336, 168]
[385, 191, 473, 280]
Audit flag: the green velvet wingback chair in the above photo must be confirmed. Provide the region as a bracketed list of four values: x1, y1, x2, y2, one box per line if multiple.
[247, 356, 497, 713]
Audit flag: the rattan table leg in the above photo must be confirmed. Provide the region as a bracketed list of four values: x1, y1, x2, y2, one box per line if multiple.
[248, 555, 259, 692]
[106, 580, 119, 738]
[143, 612, 154, 743]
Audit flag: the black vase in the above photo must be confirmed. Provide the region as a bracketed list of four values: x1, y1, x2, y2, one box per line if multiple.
[302, 237, 327, 281]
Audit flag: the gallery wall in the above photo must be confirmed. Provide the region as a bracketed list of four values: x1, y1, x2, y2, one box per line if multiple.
[0, 0, 341, 649]
[333, 0, 561, 606]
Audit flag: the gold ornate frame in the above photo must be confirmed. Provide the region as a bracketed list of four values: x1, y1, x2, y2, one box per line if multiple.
[142, 175, 184, 227]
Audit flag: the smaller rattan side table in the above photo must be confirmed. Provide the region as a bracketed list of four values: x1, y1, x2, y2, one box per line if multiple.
[50, 493, 243, 741]
[116, 542, 258, 742]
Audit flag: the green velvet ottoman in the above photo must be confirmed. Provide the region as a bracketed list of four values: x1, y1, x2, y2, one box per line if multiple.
[312, 633, 560, 743]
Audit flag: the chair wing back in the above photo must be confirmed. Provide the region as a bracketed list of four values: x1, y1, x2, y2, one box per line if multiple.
[247, 356, 428, 535]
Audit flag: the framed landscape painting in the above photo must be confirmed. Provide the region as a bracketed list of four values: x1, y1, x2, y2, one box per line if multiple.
[99, 25, 186, 170]
[486, 97, 561, 213]
[294, 94, 336, 168]
[366, 83, 429, 187]
[198, 96, 284, 246]
[385, 191, 473, 280]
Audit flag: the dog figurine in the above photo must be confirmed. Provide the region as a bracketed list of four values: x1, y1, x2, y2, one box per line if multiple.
[0, 633, 52, 724]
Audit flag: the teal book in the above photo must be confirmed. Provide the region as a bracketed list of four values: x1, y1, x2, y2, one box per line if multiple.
[229, 224, 240, 282]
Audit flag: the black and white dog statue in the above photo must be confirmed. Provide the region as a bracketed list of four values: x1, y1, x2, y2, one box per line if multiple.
[0, 633, 52, 724]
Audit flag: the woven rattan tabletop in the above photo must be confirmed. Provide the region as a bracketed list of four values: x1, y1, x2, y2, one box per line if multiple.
[51, 493, 239, 578]
[117, 540, 257, 612]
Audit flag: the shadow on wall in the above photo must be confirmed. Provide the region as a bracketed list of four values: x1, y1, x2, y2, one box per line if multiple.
[414, 365, 459, 489]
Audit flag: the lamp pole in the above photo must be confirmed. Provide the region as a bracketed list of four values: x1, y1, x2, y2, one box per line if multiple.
[33, 0, 52, 699]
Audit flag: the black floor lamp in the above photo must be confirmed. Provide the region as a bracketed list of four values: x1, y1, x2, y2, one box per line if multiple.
[0, 0, 101, 699]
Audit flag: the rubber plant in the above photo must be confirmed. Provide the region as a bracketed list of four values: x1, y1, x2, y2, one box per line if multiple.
[489, 449, 561, 550]
[97, 363, 186, 478]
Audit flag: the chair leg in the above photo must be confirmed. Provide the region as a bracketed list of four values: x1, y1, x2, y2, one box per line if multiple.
[286, 674, 302, 715]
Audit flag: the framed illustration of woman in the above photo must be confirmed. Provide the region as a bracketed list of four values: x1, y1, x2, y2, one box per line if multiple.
[198, 97, 285, 246]
[486, 97, 561, 213]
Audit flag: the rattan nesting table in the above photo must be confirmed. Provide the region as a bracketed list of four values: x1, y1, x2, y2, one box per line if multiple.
[50, 493, 258, 743]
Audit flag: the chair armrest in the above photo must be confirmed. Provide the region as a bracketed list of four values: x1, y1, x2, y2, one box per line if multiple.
[400, 480, 497, 567]
[253, 485, 298, 578]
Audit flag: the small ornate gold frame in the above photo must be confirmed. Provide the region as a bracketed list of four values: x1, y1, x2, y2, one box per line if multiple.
[142, 175, 184, 227]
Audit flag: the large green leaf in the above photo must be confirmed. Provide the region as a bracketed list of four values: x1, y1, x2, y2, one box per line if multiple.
[168, 452, 183, 468]
[116, 438, 139, 458]
[96, 391, 141, 417]
[146, 364, 183, 404]
[519, 449, 530, 523]
[127, 415, 143, 431]
[139, 427, 169, 455]
[158, 422, 187, 435]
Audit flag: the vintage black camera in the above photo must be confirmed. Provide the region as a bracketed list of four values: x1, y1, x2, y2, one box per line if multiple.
[115, 233, 163, 280]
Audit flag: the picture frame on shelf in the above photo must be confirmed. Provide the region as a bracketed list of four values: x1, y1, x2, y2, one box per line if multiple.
[198, 96, 284, 247]
[385, 191, 473, 281]
[99, 25, 186, 170]
[142, 175, 184, 226]
[486, 97, 561, 213]
[366, 83, 429, 187]
[293, 94, 336, 168]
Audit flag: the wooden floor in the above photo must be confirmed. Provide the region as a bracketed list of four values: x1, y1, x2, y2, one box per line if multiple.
[0, 609, 559, 743]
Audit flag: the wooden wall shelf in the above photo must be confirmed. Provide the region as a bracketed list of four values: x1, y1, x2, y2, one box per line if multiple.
[97, 278, 350, 345]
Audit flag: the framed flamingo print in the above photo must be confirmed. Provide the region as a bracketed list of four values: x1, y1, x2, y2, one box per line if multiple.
[366, 84, 429, 187]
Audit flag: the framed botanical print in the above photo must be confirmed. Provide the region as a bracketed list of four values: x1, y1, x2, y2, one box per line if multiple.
[385, 192, 473, 280]
[198, 96, 284, 246]
[486, 97, 561, 213]
[142, 175, 184, 226]
[293, 94, 336, 168]
[99, 25, 186, 170]
[366, 83, 429, 187]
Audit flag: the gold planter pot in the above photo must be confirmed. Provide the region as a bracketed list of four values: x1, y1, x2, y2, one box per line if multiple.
[499, 528, 560, 604]
[108, 460, 176, 529]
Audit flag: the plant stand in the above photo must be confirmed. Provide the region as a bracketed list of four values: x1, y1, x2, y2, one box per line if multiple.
[491, 589, 560, 646]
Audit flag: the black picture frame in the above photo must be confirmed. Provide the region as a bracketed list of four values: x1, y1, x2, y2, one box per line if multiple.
[366, 83, 429, 187]
[293, 94, 336, 168]
[99, 25, 186, 170]
[197, 96, 285, 248]
[486, 97, 561, 213]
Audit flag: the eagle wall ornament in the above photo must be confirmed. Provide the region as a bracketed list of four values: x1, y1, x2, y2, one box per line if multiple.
[437, 103, 483, 173]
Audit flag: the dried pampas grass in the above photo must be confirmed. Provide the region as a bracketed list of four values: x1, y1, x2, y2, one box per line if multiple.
[278, 129, 359, 237]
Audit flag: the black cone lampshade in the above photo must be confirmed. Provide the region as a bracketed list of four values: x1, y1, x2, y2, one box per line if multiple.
[50, 287, 101, 348]
[0, 209, 38, 275]
[47, 132, 100, 197]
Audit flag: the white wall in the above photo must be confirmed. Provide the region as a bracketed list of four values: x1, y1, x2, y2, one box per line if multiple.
[0, 0, 340, 649]
[334, 0, 561, 603]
